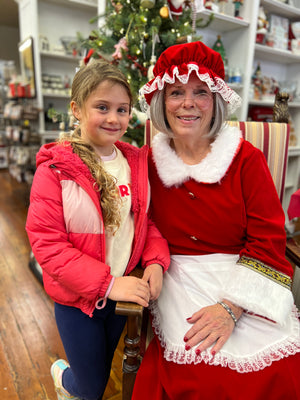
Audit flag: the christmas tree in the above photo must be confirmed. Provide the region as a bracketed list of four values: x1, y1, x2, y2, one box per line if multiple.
[78, 0, 212, 146]
[212, 35, 226, 63]
[212, 34, 228, 81]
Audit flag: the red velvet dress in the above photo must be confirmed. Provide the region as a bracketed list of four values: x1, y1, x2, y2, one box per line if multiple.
[132, 126, 300, 400]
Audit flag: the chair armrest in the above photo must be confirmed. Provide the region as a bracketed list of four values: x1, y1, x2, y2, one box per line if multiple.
[286, 238, 300, 268]
[115, 265, 145, 400]
[115, 264, 144, 317]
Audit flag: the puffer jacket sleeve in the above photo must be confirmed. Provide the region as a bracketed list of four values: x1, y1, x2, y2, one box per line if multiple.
[142, 217, 170, 272]
[26, 164, 112, 301]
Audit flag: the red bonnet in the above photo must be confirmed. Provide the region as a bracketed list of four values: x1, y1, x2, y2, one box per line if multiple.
[140, 41, 241, 114]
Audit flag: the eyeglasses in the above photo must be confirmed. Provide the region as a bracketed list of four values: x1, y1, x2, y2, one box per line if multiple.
[166, 90, 213, 104]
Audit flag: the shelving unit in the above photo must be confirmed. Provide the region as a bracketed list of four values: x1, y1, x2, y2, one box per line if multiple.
[260, 0, 300, 19]
[40, 50, 82, 63]
[15, 0, 102, 143]
[198, 9, 250, 32]
[197, 0, 300, 218]
[12, 0, 300, 217]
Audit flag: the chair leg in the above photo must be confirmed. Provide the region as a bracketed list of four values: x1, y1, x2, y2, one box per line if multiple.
[122, 314, 141, 400]
[115, 302, 143, 400]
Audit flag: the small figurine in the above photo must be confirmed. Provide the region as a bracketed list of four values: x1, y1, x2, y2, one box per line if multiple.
[256, 7, 269, 44]
[204, 0, 219, 12]
[252, 62, 263, 100]
[217, 0, 228, 14]
[232, 0, 243, 18]
[273, 92, 290, 123]
[112, 37, 128, 60]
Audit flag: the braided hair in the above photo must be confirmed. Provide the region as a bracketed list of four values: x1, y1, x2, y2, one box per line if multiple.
[59, 59, 133, 233]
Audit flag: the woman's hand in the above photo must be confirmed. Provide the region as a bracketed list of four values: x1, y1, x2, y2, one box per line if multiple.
[184, 301, 243, 356]
[142, 263, 163, 300]
[108, 276, 150, 307]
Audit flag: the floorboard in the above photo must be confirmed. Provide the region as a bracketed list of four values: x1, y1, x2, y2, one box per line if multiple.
[0, 170, 123, 400]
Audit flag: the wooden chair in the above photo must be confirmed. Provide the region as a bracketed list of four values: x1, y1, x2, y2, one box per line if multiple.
[227, 120, 289, 203]
[115, 94, 296, 400]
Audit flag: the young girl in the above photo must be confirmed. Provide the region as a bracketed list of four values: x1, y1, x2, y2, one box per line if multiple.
[26, 59, 170, 400]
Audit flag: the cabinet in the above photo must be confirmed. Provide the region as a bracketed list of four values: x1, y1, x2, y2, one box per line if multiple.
[197, 0, 300, 218]
[15, 0, 103, 143]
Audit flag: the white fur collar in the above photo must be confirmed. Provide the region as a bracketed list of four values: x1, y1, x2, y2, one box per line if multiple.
[151, 124, 242, 187]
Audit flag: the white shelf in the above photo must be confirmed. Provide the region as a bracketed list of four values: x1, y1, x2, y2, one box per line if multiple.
[40, 51, 82, 62]
[255, 44, 300, 63]
[39, 130, 61, 144]
[249, 99, 300, 108]
[40, 129, 61, 135]
[228, 83, 244, 90]
[289, 102, 300, 108]
[40, 0, 97, 10]
[197, 10, 249, 32]
[261, 0, 300, 19]
[285, 180, 295, 189]
[43, 92, 70, 99]
[288, 147, 300, 156]
[248, 99, 275, 106]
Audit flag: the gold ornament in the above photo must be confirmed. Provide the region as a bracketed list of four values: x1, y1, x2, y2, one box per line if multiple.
[176, 36, 188, 44]
[141, 0, 155, 8]
[115, 2, 122, 13]
[160, 5, 169, 18]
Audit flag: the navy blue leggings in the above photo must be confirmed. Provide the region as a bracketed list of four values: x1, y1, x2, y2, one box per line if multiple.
[54, 301, 126, 400]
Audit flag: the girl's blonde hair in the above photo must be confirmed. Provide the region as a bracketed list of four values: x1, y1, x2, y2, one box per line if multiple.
[59, 59, 133, 233]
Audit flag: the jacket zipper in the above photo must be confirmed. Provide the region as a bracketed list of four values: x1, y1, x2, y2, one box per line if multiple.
[124, 146, 148, 275]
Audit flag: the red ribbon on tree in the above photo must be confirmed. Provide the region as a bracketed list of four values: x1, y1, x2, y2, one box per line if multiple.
[127, 54, 148, 76]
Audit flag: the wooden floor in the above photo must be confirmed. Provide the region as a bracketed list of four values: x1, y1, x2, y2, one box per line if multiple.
[0, 170, 123, 400]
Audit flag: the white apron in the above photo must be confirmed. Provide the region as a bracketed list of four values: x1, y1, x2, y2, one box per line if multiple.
[150, 254, 300, 373]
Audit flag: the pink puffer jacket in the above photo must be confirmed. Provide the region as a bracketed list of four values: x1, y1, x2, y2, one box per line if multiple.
[26, 140, 170, 316]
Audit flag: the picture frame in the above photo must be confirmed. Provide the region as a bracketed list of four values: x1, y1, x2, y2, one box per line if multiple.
[18, 36, 36, 98]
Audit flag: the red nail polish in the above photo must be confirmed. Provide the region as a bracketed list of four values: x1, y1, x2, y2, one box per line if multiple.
[186, 317, 192, 321]
[183, 336, 188, 342]
[211, 350, 216, 357]
[185, 345, 191, 351]
[195, 349, 201, 356]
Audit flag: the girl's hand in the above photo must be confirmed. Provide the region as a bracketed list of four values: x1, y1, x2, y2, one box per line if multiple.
[142, 263, 163, 300]
[184, 301, 243, 356]
[108, 276, 150, 307]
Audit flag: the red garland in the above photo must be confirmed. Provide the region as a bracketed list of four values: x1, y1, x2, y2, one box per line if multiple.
[127, 54, 148, 76]
[83, 48, 95, 65]
[84, 48, 147, 78]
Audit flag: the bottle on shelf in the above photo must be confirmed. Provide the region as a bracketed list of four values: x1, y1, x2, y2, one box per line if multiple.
[21, 119, 31, 144]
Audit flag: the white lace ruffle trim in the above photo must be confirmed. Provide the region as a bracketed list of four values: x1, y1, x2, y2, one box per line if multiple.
[139, 64, 242, 114]
[150, 303, 300, 373]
